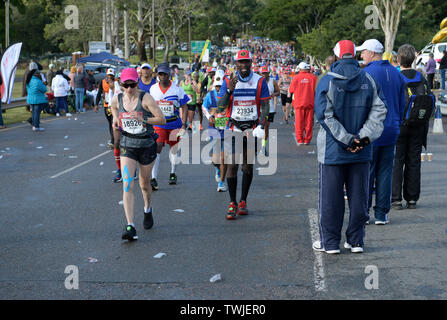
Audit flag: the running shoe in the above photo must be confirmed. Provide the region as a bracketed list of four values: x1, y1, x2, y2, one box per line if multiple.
[312, 241, 340, 254]
[217, 181, 227, 192]
[407, 200, 417, 209]
[238, 201, 248, 215]
[391, 201, 403, 210]
[121, 225, 138, 241]
[226, 202, 238, 220]
[344, 242, 364, 253]
[215, 168, 221, 183]
[66, 113, 72, 117]
[143, 210, 154, 230]
[169, 173, 177, 185]
[151, 178, 159, 190]
[375, 214, 390, 225]
[113, 169, 122, 183]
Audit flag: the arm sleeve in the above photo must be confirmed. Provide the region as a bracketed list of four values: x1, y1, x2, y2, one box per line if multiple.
[357, 75, 387, 142]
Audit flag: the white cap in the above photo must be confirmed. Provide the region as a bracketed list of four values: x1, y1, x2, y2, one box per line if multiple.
[214, 70, 225, 87]
[212, 61, 218, 68]
[106, 68, 115, 76]
[298, 62, 310, 70]
[29, 62, 39, 71]
[141, 63, 152, 69]
[49, 63, 55, 69]
[356, 39, 384, 53]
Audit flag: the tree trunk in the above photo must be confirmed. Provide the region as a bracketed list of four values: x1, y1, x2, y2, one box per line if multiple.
[115, 6, 120, 52]
[163, 40, 170, 63]
[373, 0, 406, 53]
[102, 5, 106, 42]
[106, 0, 112, 45]
[148, 14, 153, 61]
[137, 0, 147, 62]
[124, 6, 129, 59]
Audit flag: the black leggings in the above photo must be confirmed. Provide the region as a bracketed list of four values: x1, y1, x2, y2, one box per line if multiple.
[104, 107, 114, 143]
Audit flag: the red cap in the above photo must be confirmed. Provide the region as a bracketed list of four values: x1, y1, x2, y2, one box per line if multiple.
[260, 65, 269, 73]
[333, 40, 356, 58]
[235, 49, 252, 61]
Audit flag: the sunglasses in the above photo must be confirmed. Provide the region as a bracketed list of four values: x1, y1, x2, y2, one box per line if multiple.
[122, 82, 138, 89]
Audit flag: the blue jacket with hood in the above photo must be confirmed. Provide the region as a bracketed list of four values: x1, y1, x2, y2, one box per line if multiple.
[363, 60, 406, 147]
[315, 58, 387, 165]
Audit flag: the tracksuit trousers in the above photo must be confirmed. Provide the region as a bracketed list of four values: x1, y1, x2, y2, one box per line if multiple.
[318, 162, 370, 250]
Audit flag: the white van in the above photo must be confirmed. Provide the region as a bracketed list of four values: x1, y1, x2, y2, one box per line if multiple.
[415, 42, 447, 69]
[169, 56, 190, 70]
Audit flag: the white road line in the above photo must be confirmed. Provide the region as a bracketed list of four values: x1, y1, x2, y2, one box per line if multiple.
[307, 208, 327, 292]
[50, 150, 112, 179]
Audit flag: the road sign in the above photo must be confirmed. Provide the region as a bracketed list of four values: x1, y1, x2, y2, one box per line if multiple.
[191, 40, 211, 54]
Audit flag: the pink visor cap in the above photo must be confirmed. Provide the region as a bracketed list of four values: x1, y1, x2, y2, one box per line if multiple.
[120, 68, 139, 82]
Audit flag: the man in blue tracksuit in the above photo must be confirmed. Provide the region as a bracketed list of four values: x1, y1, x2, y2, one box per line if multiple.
[358, 39, 407, 225]
[313, 40, 387, 254]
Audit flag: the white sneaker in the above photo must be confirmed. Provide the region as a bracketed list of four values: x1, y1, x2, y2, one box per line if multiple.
[344, 242, 363, 253]
[56, 113, 60, 117]
[66, 113, 72, 117]
[312, 241, 340, 254]
[375, 215, 390, 225]
[38, 127, 45, 131]
[217, 181, 227, 192]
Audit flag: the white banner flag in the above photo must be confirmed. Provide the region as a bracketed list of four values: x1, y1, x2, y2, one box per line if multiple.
[1, 43, 23, 104]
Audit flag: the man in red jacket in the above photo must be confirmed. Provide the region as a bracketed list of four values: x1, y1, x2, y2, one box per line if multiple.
[288, 62, 317, 145]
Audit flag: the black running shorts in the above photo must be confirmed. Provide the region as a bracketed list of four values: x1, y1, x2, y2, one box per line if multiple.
[120, 144, 157, 166]
[187, 104, 198, 112]
[280, 93, 292, 106]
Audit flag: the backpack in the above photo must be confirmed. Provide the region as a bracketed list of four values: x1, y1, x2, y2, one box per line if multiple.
[402, 71, 435, 127]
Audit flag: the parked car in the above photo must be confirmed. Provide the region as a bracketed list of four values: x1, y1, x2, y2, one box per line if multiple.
[169, 56, 189, 70]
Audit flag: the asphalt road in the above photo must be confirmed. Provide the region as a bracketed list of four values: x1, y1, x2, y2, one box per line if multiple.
[0, 108, 446, 300]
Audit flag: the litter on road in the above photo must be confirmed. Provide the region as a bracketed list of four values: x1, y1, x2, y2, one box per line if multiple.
[210, 274, 222, 283]
[153, 253, 166, 259]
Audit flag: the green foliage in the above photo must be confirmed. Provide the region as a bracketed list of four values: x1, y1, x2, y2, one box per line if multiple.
[298, 0, 383, 60]
[43, 0, 103, 53]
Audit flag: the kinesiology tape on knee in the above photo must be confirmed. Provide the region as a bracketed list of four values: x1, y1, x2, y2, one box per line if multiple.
[122, 165, 134, 192]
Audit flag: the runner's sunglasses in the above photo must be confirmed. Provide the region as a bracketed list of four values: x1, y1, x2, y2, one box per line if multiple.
[122, 82, 138, 89]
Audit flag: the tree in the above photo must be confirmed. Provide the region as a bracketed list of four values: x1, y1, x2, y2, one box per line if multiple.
[0, 0, 25, 52]
[297, 0, 383, 64]
[373, 0, 407, 53]
[44, 0, 104, 53]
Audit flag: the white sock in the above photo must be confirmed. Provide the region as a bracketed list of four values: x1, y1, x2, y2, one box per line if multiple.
[169, 151, 176, 174]
[144, 207, 152, 214]
[127, 223, 135, 227]
[152, 154, 160, 180]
